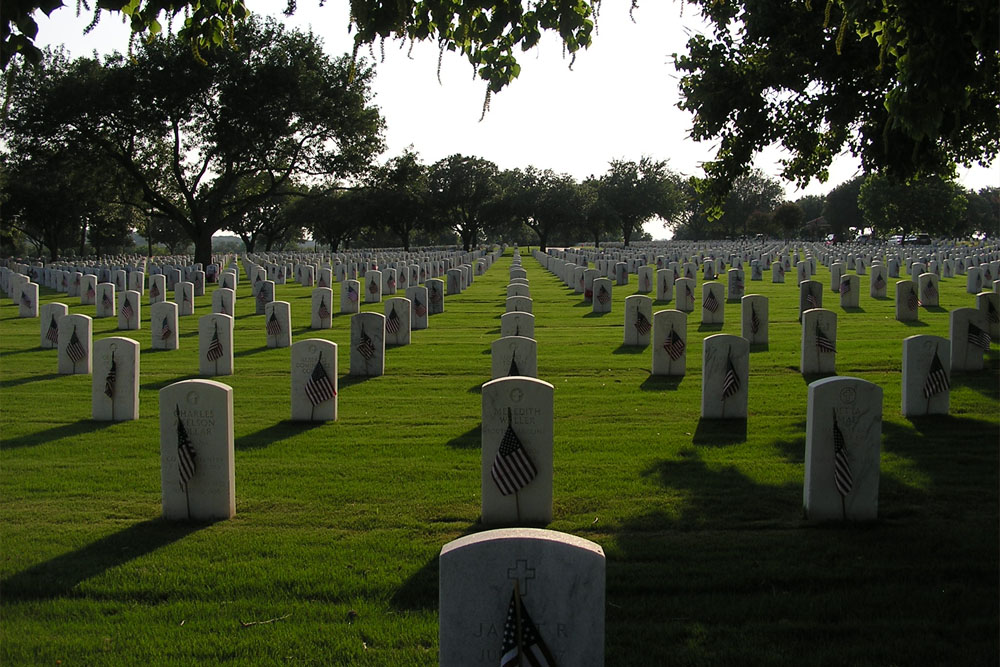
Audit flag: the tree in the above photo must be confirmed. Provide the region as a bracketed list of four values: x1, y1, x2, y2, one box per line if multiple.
[719, 169, 784, 238]
[676, 0, 998, 204]
[428, 154, 501, 251]
[858, 174, 967, 241]
[2, 17, 384, 267]
[823, 177, 865, 241]
[367, 149, 429, 251]
[502, 167, 583, 252]
[795, 194, 825, 223]
[295, 188, 364, 253]
[599, 158, 684, 246]
[963, 187, 999, 238]
[227, 178, 304, 253]
[772, 202, 805, 240]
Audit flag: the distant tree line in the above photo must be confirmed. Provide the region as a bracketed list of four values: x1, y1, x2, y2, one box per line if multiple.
[2, 18, 996, 261]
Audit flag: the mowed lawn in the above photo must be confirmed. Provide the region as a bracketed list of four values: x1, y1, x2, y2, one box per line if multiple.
[1, 249, 997, 666]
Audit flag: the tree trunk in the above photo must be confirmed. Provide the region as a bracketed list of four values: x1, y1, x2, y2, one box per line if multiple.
[194, 226, 214, 267]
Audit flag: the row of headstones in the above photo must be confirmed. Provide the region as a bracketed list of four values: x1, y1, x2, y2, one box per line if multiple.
[491, 254, 539, 379]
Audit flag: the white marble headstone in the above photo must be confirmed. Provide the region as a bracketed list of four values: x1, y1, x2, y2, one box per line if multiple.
[741, 294, 768, 345]
[58, 313, 92, 374]
[350, 312, 385, 376]
[384, 297, 411, 346]
[701, 334, 749, 419]
[500, 312, 535, 339]
[40, 302, 69, 349]
[901, 335, 950, 417]
[291, 338, 338, 421]
[491, 335, 537, 379]
[652, 309, 687, 376]
[199, 313, 234, 376]
[92, 336, 140, 421]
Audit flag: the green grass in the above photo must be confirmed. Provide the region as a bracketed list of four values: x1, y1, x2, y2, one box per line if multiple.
[2, 250, 997, 666]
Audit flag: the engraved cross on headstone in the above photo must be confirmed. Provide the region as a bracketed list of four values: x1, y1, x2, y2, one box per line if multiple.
[507, 559, 535, 596]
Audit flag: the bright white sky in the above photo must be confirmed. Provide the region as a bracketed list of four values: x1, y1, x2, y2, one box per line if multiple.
[35, 0, 997, 240]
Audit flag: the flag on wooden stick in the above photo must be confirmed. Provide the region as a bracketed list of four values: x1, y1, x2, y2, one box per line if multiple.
[45, 315, 59, 344]
[206, 323, 224, 361]
[176, 405, 196, 492]
[703, 289, 720, 313]
[266, 312, 281, 337]
[832, 410, 853, 498]
[385, 307, 401, 335]
[491, 408, 537, 496]
[815, 323, 836, 353]
[304, 353, 336, 406]
[721, 349, 741, 399]
[967, 322, 991, 350]
[66, 326, 87, 363]
[499, 585, 556, 667]
[121, 296, 134, 321]
[160, 316, 173, 341]
[664, 327, 685, 361]
[104, 352, 117, 398]
[635, 311, 651, 336]
[922, 349, 950, 398]
[357, 328, 376, 360]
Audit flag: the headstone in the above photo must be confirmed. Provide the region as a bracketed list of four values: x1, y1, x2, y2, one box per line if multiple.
[830, 262, 846, 292]
[592, 278, 613, 313]
[500, 312, 535, 339]
[966, 267, 983, 294]
[655, 268, 674, 302]
[253, 279, 274, 315]
[164, 267, 181, 290]
[57, 313, 92, 374]
[191, 270, 206, 297]
[623, 295, 653, 346]
[212, 287, 235, 317]
[265, 300, 292, 348]
[652, 309, 687, 376]
[976, 291, 1000, 340]
[637, 266, 653, 293]
[384, 297, 412, 346]
[741, 294, 768, 345]
[727, 268, 745, 302]
[838, 274, 859, 308]
[175, 281, 195, 316]
[801, 308, 838, 375]
[92, 336, 140, 421]
[701, 281, 725, 325]
[507, 283, 530, 298]
[803, 376, 882, 521]
[796, 260, 809, 284]
[506, 296, 533, 314]
[427, 278, 445, 314]
[491, 335, 537, 379]
[439, 528, 605, 667]
[116, 289, 141, 330]
[199, 313, 234, 376]
[701, 334, 749, 419]
[341, 279, 361, 314]
[159, 379, 235, 521]
[771, 260, 786, 283]
[151, 301, 179, 351]
[901, 335, 951, 417]
[917, 273, 939, 308]
[950, 307, 991, 372]
[149, 274, 167, 304]
[870, 264, 888, 298]
[383, 267, 397, 295]
[798, 279, 823, 321]
[350, 312, 385, 376]
[291, 339, 338, 421]
[311, 287, 334, 329]
[112, 269, 127, 292]
[80, 274, 97, 306]
[447, 268, 463, 296]
[481, 376, 554, 525]
[40, 302, 68, 349]
[895, 280, 920, 322]
[675, 277, 695, 312]
[96, 282, 116, 318]
[406, 286, 429, 330]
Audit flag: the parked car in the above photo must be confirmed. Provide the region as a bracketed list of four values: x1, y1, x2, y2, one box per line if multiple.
[888, 235, 903, 245]
[905, 233, 932, 245]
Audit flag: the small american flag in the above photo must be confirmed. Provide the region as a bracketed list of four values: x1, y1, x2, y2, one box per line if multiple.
[684, 284, 694, 305]
[596, 285, 610, 305]
[206, 324, 224, 361]
[102, 291, 113, 310]
[777, 264, 785, 276]
[873, 274, 886, 291]
[832, 410, 853, 498]
[368, 279, 379, 295]
[86, 284, 96, 300]
[218, 299, 227, 315]
[491, 411, 537, 496]
[642, 275, 650, 291]
[151, 282, 160, 298]
[357, 328, 376, 360]
[967, 322, 991, 350]
[584, 287, 593, 300]
[430, 286, 442, 305]
[840, 278, 851, 296]
[922, 349, 950, 398]
[664, 327, 685, 360]
[735, 279, 744, 292]
[45, 315, 59, 344]
[924, 280, 937, 300]
[579, 277, 585, 291]
[20, 291, 31, 309]
[348, 284, 359, 302]
[907, 289, 919, 311]
[104, 353, 117, 399]
[318, 298, 330, 320]
[750, 305, 761, 334]
[722, 351, 740, 399]
[806, 292, 819, 309]
[499, 587, 556, 667]
[121, 296, 134, 321]
[160, 316, 172, 341]
[256, 288, 267, 304]
[988, 300, 999, 324]
[816, 323, 836, 353]
[66, 326, 87, 363]
[385, 307, 401, 335]
[176, 406, 197, 492]
[703, 289, 719, 313]
[635, 311, 651, 336]
[387, 277, 396, 290]
[304, 354, 336, 406]
[182, 289, 190, 304]
[413, 298, 427, 318]
[318, 275, 326, 287]
[266, 312, 281, 337]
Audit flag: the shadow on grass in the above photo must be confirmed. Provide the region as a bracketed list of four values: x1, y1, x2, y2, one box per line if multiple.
[338, 373, 375, 390]
[613, 344, 647, 354]
[901, 319, 930, 327]
[692, 417, 747, 445]
[922, 305, 947, 314]
[0, 372, 62, 390]
[0, 518, 210, 601]
[468, 381, 484, 394]
[843, 306, 866, 313]
[639, 374, 683, 391]
[390, 523, 483, 611]
[583, 311, 610, 318]
[446, 424, 481, 449]
[749, 342, 770, 353]
[236, 419, 325, 450]
[1, 419, 117, 451]
[234, 344, 269, 358]
[140, 374, 200, 392]
[696, 322, 724, 333]
[573, 300, 593, 308]
[802, 371, 836, 385]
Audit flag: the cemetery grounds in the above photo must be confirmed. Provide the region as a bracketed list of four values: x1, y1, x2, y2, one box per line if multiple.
[1, 249, 997, 665]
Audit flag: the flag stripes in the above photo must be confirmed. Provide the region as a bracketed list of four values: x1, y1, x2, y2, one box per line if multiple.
[304, 356, 336, 406]
[66, 327, 87, 363]
[176, 406, 197, 492]
[832, 411, 853, 497]
[491, 418, 538, 496]
[922, 350, 950, 398]
[206, 325, 224, 362]
[104, 354, 117, 399]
